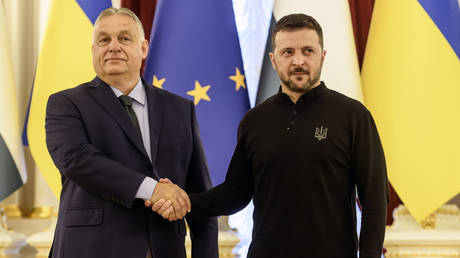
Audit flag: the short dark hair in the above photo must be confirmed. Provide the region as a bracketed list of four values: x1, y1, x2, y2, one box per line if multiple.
[271, 14, 323, 51]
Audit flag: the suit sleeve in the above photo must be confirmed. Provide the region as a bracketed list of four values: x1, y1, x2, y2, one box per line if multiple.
[352, 107, 389, 257]
[183, 102, 219, 258]
[45, 92, 145, 208]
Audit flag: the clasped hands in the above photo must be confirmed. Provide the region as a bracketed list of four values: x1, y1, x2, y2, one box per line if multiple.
[145, 178, 189, 221]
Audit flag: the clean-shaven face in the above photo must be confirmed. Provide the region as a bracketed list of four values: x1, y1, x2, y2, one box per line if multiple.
[92, 14, 148, 79]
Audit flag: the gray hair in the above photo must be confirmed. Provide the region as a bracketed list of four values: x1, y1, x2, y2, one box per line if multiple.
[93, 7, 145, 42]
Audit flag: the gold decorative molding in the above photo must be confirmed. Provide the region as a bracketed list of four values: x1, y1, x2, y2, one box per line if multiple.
[421, 213, 436, 229]
[0, 209, 7, 231]
[437, 206, 460, 215]
[385, 204, 460, 258]
[395, 205, 460, 217]
[1, 205, 22, 218]
[29, 206, 58, 219]
[393, 204, 460, 229]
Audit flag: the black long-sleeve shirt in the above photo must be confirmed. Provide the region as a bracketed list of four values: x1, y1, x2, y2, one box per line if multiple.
[191, 82, 388, 258]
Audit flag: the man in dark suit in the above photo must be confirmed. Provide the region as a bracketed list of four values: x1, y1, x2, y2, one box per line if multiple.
[45, 7, 218, 258]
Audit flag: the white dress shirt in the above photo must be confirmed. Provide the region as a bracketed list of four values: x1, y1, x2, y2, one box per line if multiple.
[110, 79, 157, 201]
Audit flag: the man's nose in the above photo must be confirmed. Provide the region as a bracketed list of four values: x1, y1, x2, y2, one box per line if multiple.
[108, 39, 121, 53]
[292, 54, 305, 66]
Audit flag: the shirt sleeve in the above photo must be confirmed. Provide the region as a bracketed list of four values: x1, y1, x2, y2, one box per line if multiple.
[352, 107, 389, 257]
[135, 177, 157, 200]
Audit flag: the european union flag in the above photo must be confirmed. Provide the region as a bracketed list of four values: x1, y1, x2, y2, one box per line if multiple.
[144, 0, 250, 185]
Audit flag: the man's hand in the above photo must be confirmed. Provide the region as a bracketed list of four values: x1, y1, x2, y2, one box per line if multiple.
[147, 178, 190, 221]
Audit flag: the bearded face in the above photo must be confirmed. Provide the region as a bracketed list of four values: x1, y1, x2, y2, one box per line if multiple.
[269, 28, 325, 97]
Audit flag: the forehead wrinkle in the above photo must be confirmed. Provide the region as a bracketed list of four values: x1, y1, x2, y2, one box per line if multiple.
[101, 23, 138, 36]
[95, 29, 108, 35]
[276, 41, 319, 52]
[98, 16, 135, 29]
[94, 29, 136, 39]
[93, 16, 143, 44]
[119, 30, 134, 36]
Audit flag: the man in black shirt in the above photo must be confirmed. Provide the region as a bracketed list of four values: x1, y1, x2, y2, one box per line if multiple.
[148, 14, 388, 258]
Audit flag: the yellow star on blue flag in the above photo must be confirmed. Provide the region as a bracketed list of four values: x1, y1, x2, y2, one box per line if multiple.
[187, 81, 211, 105]
[152, 75, 165, 89]
[229, 67, 246, 91]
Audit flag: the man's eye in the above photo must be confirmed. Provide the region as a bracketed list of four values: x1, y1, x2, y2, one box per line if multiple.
[304, 49, 314, 54]
[98, 38, 109, 44]
[282, 50, 292, 55]
[120, 37, 131, 42]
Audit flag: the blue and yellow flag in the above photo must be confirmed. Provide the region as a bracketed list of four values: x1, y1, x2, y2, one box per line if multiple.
[362, 0, 460, 222]
[27, 0, 111, 197]
[144, 0, 250, 185]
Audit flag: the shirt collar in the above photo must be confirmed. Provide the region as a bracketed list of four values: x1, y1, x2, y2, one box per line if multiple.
[110, 79, 146, 106]
[278, 81, 327, 103]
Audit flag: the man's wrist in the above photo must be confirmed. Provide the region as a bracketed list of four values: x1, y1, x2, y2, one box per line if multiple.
[135, 177, 157, 200]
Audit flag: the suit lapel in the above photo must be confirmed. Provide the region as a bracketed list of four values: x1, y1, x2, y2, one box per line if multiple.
[144, 79, 163, 178]
[87, 77, 150, 160]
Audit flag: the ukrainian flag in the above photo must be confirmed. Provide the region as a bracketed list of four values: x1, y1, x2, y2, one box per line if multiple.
[26, 0, 111, 197]
[362, 0, 460, 222]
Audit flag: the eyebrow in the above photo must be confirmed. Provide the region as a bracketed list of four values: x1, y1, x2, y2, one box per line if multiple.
[280, 45, 316, 51]
[280, 47, 294, 51]
[95, 30, 134, 38]
[95, 31, 109, 38]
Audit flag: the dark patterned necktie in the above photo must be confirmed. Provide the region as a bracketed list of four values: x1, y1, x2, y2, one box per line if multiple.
[119, 95, 142, 136]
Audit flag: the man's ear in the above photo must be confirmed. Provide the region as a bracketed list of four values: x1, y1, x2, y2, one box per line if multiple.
[269, 52, 277, 70]
[321, 49, 326, 65]
[142, 40, 149, 60]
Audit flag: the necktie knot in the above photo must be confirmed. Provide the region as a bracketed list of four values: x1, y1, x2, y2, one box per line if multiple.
[119, 95, 134, 107]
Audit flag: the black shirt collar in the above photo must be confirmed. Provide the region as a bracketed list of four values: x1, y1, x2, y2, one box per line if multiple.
[277, 81, 327, 104]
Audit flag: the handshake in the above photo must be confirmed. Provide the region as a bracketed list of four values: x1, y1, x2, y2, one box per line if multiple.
[145, 178, 190, 221]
